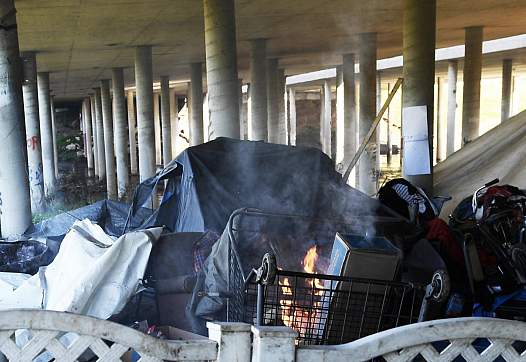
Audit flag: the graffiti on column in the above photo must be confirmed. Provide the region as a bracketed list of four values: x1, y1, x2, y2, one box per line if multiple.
[27, 136, 39, 150]
[28, 162, 44, 205]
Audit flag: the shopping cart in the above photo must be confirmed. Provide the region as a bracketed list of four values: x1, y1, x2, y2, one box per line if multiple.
[225, 208, 448, 345]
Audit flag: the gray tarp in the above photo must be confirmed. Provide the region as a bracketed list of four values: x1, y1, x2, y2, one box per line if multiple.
[434, 110, 526, 219]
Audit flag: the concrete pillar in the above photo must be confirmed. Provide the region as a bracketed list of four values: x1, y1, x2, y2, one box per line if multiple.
[170, 90, 178, 159]
[126, 90, 138, 175]
[112, 69, 129, 198]
[402, 0, 436, 193]
[83, 98, 94, 170]
[336, 66, 344, 166]
[512, 76, 521, 115]
[446, 60, 458, 157]
[90, 94, 99, 177]
[50, 97, 58, 179]
[203, 92, 210, 142]
[100, 79, 117, 200]
[187, 83, 192, 145]
[376, 72, 382, 169]
[160, 76, 172, 166]
[289, 87, 296, 146]
[238, 79, 245, 140]
[21, 52, 45, 213]
[37, 72, 56, 195]
[94, 87, 106, 179]
[190, 63, 204, 145]
[279, 69, 287, 144]
[501, 59, 512, 123]
[203, 0, 240, 139]
[267, 58, 279, 143]
[436, 77, 446, 162]
[359, 33, 378, 195]
[134, 45, 157, 191]
[0, 0, 32, 237]
[343, 54, 357, 179]
[249, 39, 268, 141]
[153, 92, 161, 165]
[321, 79, 332, 157]
[387, 83, 392, 164]
[462, 26, 483, 145]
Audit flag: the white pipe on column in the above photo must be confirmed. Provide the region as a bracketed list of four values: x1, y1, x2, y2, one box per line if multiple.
[154, 92, 161, 165]
[90, 94, 99, 177]
[170, 90, 178, 159]
[51, 96, 58, 179]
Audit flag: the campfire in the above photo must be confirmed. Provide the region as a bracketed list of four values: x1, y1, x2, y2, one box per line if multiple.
[278, 246, 325, 341]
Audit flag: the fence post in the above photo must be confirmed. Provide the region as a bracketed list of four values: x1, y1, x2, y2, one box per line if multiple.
[207, 322, 251, 362]
[251, 326, 298, 362]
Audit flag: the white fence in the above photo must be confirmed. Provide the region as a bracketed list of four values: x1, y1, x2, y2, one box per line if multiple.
[2, 310, 526, 361]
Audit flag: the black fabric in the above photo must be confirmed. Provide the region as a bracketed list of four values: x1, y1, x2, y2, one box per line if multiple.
[126, 138, 389, 233]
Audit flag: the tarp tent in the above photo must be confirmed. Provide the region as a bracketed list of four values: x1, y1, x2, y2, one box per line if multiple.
[126, 138, 394, 233]
[434, 110, 526, 219]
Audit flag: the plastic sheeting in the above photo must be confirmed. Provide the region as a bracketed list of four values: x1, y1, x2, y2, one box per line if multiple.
[126, 138, 397, 234]
[434, 110, 526, 219]
[0, 219, 162, 319]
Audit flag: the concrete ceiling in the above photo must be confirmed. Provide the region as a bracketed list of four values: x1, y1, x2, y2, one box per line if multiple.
[14, 0, 526, 101]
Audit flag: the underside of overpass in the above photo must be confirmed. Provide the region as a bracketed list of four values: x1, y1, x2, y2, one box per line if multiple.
[15, 0, 526, 99]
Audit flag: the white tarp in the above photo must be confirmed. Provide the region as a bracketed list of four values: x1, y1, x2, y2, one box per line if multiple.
[0, 219, 162, 318]
[434, 110, 526, 219]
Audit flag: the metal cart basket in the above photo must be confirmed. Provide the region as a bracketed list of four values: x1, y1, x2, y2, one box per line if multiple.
[224, 209, 440, 345]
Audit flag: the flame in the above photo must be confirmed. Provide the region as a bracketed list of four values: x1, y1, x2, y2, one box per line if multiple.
[278, 246, 324, 343]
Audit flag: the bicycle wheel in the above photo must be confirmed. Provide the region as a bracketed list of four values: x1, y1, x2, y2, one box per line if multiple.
[511, 244, 526, 284]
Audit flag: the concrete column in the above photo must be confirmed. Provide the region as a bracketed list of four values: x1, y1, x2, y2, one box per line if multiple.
[203, 92, 210, 142]
[153, 92, 161, 165]
[83, 98, 94, 170]
[279, 69, 287, 144]
[94, 87, 105, 179]
[447, 60, 458, 157]
[512, 76, 521, 115]
[387, 83, 392, 164]
[21, 52, 45, 213]
[322, 79, 332, 157]
[501, 59, 513, 123]
[0, 0, 32, 237]
[359, 33, 378, 195]
[187, 83, 192, 145]
[160, 76, 172, 166]
[203, 0, 240, 139]
[267, 58, 279, 143]
[170, 90, 178, 159]
[376, 72, 382, 169]
[462, 26, 483, 145]
[190, 63, 204, 145]
[90, 94, 99, 176]
[436, 77, 446, 162]
[112, 69, 129, 198]
[402, 0, 436, 193]
[50, 96, 59, 179]
[238, 79, 245, 140]
[336, 66, 344, 166]
[126, 90, 138, 175]
[289, 87, 296, 146]
[249, 39, 268, 141]
[343, 54, 357, 177]
[100, 79, 117, 200]
[135, 45, 157, 194]
[37, 72, 56, 195]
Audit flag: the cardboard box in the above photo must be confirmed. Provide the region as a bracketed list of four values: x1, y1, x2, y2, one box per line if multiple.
[122, 325, 206, 362]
